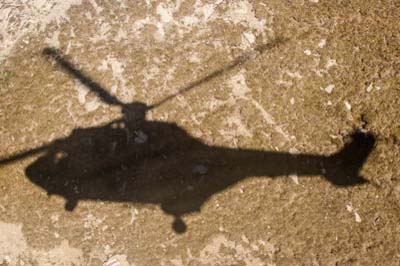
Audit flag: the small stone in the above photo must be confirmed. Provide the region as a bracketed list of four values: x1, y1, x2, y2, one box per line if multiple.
[354, 212, 362, 223]
[323, 84, 335, 94]
[366, 83, 373, 92]
[289, 173, 299, 184]
[304, 49, 312, 56]
[344, 100, 351, 110]
[318, 39, 326, 48]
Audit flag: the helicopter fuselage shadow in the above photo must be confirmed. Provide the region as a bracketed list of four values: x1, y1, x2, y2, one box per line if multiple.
[25, 116, 375, 233]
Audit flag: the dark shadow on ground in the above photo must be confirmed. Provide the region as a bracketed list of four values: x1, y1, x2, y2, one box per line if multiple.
[0, 44, 376, 233]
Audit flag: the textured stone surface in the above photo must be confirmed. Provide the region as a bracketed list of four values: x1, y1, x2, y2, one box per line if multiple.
[0, 1, 399, 265]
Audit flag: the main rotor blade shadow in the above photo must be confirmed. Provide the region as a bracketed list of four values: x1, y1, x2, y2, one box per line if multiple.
[149, 37, 287, 109]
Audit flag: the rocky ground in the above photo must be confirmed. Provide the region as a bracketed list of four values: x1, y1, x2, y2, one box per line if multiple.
[0, 0, 399, 265]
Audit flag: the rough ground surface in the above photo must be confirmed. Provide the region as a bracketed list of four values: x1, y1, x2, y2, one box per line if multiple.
[1, 0, 400, 265]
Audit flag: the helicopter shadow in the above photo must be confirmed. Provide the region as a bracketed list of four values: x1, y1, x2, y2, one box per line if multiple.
[2, 44, 376, 234]
[24, 122, 375, 233]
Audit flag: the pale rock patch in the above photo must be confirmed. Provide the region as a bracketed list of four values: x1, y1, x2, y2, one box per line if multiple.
[227, 71, 291, 141]
[226, 115, 253, 138]
[33, 240, 83, 266]
[161, 234, 273, 265]
[133, 0, 269, 42]
[157, 3, 174, 23]
[223, 0, 267, 34]
[115, 28, 128, 42]
[0, 0, 82, 61]
[241, 31, 256, 49]
[0, 221, 83, 266]
[45, 30, 61, 48]
[74, 79, 101, 112]
[98, 56, 134, 103]
[188, 52, 202, 64]
[89, 0, 104, 14]
[0, 222, 27, 265]
[228, 71, 251, 98]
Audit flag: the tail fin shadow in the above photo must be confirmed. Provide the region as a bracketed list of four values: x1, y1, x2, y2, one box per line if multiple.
[324, 131, 376, 186]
